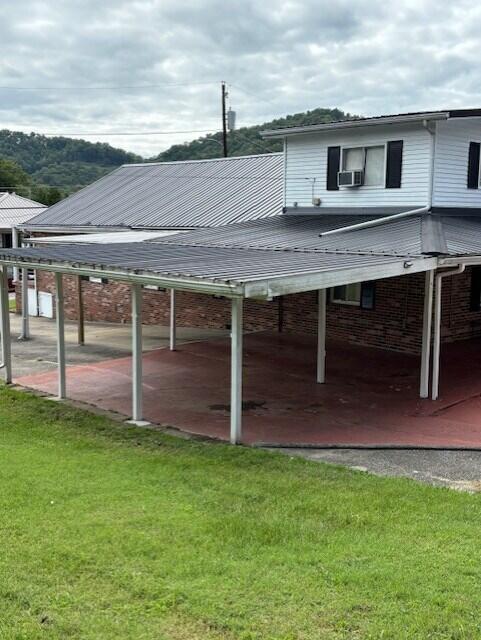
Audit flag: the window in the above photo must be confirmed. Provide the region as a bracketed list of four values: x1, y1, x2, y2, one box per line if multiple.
[331, 283, 361, 305]
[342, 145, 385, 186]
[331, 282, 376, 309]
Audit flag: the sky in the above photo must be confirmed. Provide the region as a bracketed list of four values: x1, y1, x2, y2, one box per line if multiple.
[0, 0, 480, 158]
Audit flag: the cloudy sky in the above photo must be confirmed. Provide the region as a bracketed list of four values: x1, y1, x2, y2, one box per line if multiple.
[0, 0, 480, 157]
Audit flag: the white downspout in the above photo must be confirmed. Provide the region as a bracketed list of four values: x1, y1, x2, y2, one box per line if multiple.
[319, 206, 429, 237]
[423, 118, 436, 210]
[431, 264, 465, 400]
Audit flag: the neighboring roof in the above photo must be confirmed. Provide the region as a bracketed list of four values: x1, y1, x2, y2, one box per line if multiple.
[0, 192, 47, 229]
[30, 230, 186, 245]
[261, 108, 481, 138]
[22, 153, 283, 231]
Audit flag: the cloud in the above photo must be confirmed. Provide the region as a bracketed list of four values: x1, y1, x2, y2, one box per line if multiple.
[0, 0, 480, 157]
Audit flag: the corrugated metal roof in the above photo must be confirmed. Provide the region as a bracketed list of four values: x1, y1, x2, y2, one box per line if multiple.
[441, 216, 481, 255]
[23, 153, 283, 230]
[0, 242, 433, 299]
[0, 192, 46, 228]
[152, 214, 426, 256]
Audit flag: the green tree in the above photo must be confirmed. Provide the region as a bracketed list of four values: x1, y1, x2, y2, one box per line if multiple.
[0, 158, 31, 196]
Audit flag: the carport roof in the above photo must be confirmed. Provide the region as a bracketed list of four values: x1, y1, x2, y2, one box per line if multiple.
[0, 241, 436, 299]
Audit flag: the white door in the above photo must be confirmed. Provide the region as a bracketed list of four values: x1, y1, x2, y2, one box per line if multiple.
[28, 288, 38, 316]
[38, 292, 53, 319]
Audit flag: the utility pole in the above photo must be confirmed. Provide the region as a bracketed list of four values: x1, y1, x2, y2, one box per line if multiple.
[221, 81, 228, 157]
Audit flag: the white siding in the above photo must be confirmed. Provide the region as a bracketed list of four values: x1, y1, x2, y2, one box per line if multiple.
[433, 119, 481, 208]
[285, 124, 431, 208]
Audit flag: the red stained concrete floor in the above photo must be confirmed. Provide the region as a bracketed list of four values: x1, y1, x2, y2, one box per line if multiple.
[15, 331, 481, 447]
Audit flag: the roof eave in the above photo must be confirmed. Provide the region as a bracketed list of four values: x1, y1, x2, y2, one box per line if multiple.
[261, 112, 450, 139]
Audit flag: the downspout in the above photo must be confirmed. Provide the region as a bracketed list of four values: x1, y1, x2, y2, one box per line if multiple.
[431, 264, 465, 400]
[319, 206, 429, 237]
[422, 118, 436, 211]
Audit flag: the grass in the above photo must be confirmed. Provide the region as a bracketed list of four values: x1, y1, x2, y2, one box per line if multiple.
[1, 387, 481, 639]
[9, 297, 16, 312]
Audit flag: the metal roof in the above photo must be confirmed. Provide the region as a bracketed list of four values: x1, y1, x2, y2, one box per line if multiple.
[152, 214, 425, 256]
[153, 211, 481, 258]
[31, 230, 186, 245]
[23, 153, 283, 231]
[0, 192, 46, 229]
[0, 242, 435, 299]
[261, 109, 481, 139]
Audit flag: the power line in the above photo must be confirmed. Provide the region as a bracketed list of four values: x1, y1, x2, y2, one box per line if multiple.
[29, 128, 218, 137]
[0, 81, 220, 91]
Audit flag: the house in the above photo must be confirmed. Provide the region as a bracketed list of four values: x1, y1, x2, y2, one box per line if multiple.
[0, 191, 46, 248]
[0, 191, 47, 288]
[2, 108, 481, 444]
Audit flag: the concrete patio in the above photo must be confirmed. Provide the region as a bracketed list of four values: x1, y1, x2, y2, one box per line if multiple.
[12, 323, 481, 448]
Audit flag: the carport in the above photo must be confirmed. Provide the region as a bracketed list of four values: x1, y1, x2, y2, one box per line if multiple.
[0, 237, 437, 444]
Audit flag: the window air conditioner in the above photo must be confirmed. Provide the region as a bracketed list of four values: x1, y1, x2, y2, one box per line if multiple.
[337, 170, 364, 187]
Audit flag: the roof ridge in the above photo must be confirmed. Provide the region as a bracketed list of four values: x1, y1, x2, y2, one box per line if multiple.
[123, 152, 282, 168]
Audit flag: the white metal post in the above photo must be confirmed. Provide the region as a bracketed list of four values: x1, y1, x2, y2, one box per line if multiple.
[317, 289, 327, 383]
[169, 288, 176, 351]
[55, 273, 66, 399]
[0, 267, 12, 383]
[131, 283, 143, 422]
[431, 275, 442, 401]
[230, 297, 243, 444]
[12, 227, 19, 283]
[431, 264, 465, 401]
[20, 268, 30, 340]
[419, 270, 434, 398]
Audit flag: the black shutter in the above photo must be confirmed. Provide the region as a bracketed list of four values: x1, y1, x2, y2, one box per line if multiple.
[326, 146, 340, 191]
[385, 140, 403, 188]
[360, 281, 376, 310]
[470, 267, 481, 311]
[467, 142, 480, 189]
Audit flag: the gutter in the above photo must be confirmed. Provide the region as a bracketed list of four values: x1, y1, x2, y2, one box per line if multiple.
[261, 112, 450, 139]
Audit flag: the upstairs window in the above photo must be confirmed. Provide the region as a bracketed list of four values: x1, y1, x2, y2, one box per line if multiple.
[342, 145, 385, 186]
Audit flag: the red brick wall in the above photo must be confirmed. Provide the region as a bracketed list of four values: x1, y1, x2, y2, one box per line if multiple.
[18, 267, 481, 355]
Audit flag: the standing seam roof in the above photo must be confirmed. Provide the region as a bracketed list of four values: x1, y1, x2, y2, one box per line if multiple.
[24, 154, 284, 230]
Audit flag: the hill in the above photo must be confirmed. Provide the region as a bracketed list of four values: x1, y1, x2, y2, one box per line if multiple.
[0, 107, 353, 205]
[0, 130, 142, 196]
[152, 107, 354, 162]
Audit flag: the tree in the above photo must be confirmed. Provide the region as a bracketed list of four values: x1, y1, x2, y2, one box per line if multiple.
[0, 158, 31, 196]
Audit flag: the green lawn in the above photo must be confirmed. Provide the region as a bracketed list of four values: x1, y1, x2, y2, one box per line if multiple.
[1, 387, 481, 639]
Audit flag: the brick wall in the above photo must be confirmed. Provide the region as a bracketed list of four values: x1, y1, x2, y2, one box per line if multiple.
[18, 266, 481, 355]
